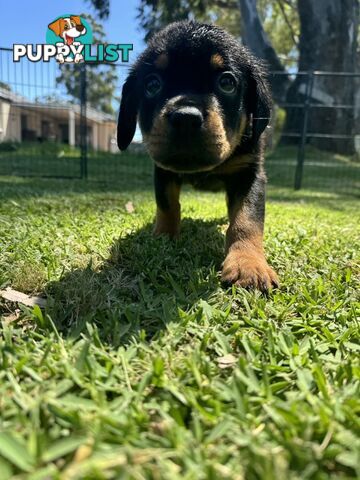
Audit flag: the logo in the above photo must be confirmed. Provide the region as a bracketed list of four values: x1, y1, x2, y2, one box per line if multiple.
[46, 14, 92, 63]
[13, 14, 133, 64]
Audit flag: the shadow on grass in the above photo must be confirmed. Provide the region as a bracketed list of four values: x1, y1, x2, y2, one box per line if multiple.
[266, 188, 359, 210]
[0, 176, 358, 214]
[1, 144, 359, 199]
[265, 144, 360, 197]
[1, 145, 358, 203]
[0, 150, 154, 194]
[45, 218, 226, 346]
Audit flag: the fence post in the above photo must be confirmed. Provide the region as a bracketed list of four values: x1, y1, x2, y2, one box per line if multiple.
[294, 71, 314, 190]
[80, 63, 88, 179]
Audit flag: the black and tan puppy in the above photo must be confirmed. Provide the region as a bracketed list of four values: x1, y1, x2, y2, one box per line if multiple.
[117, 21, 279, 291]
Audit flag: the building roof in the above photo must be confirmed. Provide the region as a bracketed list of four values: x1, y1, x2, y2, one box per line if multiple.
[0, 86, 116, 124]
[0, 86, 27, 103]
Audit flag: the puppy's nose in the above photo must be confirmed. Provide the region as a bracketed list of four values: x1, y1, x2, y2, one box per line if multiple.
[76, 25, 85, 32]
[168, 107, 203, 130]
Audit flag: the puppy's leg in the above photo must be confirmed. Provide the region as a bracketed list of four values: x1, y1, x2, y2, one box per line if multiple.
[221, 171, 279, 292]
[154, 165, 182, 238]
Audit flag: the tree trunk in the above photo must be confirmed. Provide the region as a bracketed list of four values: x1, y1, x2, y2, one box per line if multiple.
[239, 0, 358, 155]
[238, 0, 290, 103]
[284, 0, 359, 154]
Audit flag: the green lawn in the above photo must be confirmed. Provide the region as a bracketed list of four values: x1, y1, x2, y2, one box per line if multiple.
[0, 154, 359, 479]
[0, 141, 359, 195]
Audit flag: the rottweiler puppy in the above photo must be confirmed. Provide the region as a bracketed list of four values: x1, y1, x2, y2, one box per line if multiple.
[117, 21, 279, 292]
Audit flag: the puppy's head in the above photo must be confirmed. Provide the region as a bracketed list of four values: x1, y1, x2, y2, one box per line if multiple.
[48, 16, 86, 45]
[117, 21, 271, 173]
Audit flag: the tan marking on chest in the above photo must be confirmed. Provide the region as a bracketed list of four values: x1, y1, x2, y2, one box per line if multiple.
[212, 153, 255, 174]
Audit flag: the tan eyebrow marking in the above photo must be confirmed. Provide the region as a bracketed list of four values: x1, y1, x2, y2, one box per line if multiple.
[210, 53, 225, 69]
[154, 53, 169, 70]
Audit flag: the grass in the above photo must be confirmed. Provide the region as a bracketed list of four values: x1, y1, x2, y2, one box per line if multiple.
[0, 153, 359, 479]
[0, 141, 359, 195]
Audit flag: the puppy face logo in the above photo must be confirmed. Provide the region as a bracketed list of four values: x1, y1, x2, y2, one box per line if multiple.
[46, 14, 92, 63]
[48, 16, 87, 46]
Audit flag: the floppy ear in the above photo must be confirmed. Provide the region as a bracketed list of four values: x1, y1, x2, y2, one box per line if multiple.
[70, 15, 82, 25]
[117, 72, 138, 151]
[48, 19, 63, 37]
[248, 64, 272, 143]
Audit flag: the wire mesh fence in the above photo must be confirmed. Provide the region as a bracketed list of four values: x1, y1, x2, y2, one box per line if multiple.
[0, 47, 359, 195]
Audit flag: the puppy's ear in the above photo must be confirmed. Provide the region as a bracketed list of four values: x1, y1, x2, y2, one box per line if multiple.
[117, 72, 138, 151]
[48, 19, 63, 37]
[70, 15, 81, 25]
[248, 63, 272, 143]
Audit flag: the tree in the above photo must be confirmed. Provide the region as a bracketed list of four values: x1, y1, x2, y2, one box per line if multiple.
[137, 0, 359, 154]
[238, 0, 358, 153]
[86, 0, 110, 19]
[284, 0, 359, 153]
[56, 15, 117, 115]
[0, 81, 11, 91]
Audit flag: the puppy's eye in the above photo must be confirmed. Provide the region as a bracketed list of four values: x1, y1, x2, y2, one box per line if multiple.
[217, 72, 237, 94]
[64, 24, 69, 30]
[144, 74, 163, 98]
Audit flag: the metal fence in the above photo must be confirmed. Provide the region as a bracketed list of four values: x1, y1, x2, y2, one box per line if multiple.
[270, 70, 360, 193]
[0, 47, 359, 195]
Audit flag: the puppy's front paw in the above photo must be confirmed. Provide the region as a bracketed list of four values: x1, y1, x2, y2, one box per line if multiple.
[221, 249, 279, 292]
[74, 53, 84, 63]
[56, 54, 65, 63]
[153, 209, 180, 239]
[153, 222, 179, 239]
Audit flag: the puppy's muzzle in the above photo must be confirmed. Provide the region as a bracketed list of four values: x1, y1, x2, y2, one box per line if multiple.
[168, 107, 204, 132]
